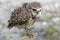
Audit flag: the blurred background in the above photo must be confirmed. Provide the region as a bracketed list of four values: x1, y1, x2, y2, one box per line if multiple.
[0, 0, 60, 40]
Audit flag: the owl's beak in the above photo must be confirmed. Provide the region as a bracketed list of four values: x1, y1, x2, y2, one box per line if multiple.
[36, 11, 41, 17]
[36, 11, 39, 13]
[36, 8, 41, 17]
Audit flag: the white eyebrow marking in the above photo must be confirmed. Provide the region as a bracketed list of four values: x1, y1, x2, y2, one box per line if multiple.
[37, 8, 41, 11]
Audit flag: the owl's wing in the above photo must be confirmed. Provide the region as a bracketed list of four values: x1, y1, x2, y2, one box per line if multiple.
[7, 7, 33, 29]
[17, 8, 33, 25]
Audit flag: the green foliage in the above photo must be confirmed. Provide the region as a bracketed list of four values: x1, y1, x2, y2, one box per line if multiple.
[8, 36, 12, 40]
[45, 25, 58, 40]
[43, 16, 52, 22]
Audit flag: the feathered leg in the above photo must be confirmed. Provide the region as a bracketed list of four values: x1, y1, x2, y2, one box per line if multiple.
[24, 27, 33, 38]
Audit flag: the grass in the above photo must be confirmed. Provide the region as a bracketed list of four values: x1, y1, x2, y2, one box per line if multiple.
[45, 25, 58, 40]
[43, 15, 53, 22]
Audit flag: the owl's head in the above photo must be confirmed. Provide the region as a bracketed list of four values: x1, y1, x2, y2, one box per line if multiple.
[23, 2, 41, 17]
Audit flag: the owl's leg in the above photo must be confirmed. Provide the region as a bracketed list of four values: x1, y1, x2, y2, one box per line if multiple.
[24, 27, 33, 38]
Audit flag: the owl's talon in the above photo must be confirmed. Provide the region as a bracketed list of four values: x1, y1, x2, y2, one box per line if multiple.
[26, 33, 33, 38]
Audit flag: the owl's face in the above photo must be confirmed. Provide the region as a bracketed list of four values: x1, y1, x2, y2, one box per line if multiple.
[30, 2, 41, 18]
[24, 2, 41, 18]
[31, 6, 41, 18]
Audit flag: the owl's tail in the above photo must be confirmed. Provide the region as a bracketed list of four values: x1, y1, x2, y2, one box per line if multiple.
[7, 20, 16, 29]
[7, 22, 14, 29]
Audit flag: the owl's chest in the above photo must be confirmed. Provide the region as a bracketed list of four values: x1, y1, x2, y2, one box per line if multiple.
[20, 17, 36, 28]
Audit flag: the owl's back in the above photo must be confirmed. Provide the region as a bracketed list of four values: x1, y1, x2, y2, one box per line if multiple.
[8, 7, 34, 29]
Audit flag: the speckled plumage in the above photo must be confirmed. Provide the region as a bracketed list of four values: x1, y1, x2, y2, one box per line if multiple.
[8, 7, 36, 29]
[7, 2, 41, 38]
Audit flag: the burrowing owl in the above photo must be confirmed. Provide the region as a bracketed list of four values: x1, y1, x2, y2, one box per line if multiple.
[7, 2, 41, 37]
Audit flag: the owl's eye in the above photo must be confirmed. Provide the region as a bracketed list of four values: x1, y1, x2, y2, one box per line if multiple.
[32, 9, 36, 11]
